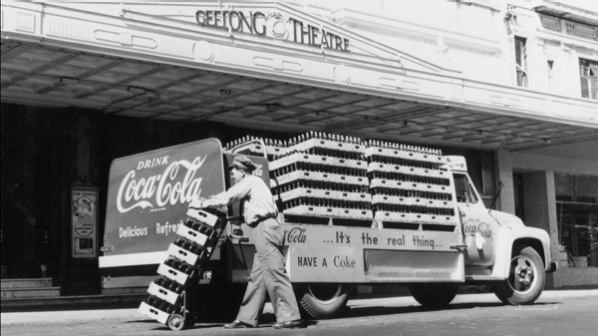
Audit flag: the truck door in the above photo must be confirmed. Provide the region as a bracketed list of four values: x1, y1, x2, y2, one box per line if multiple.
[453, 173, 496, 267]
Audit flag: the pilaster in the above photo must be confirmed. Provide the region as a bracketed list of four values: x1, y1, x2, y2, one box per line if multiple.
[496, 149, 515, 215]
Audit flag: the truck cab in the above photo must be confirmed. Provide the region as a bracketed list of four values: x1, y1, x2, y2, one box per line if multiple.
[447, 156, 554, 304]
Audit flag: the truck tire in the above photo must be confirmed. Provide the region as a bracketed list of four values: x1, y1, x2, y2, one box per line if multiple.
[408, 283, 459, 308]
[294, 283, 349, 319]
[493, 245, 545, 306]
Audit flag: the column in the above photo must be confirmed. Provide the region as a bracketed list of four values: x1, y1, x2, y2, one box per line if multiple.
[19, 106, 37, 277]
[496, 150, 515, 215]
[77, 114, 91, 180]
[521, 171, 561, 287]
[65, 111, 100, 295]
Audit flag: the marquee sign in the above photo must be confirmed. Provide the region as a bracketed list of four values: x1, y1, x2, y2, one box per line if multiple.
[195, 10, 351, 52]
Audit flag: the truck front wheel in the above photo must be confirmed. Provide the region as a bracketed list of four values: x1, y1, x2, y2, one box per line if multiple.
[294, 283, 349, 319]
[408, 283, 459, 308]
[493, 246, 546, 305]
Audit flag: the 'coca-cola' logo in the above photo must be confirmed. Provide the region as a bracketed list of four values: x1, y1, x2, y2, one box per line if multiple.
[116, 156, 206, 213]
[287, 227, 307, 244]
[464, 222, 493, 238]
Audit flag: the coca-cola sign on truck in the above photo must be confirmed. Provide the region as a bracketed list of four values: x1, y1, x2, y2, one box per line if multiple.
[116, 155, 206, 213]
[103, 139, 226, 258]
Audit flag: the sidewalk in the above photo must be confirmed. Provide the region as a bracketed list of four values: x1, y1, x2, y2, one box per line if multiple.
[2, 290, 597, 326]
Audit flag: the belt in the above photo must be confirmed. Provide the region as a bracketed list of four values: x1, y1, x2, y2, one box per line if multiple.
[249, 213, 277, 227]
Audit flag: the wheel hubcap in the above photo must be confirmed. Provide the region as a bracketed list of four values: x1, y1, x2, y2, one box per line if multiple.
[170, 316, 184, 329]
[509, 256, 536, 293]
[517, 266, 532, 286]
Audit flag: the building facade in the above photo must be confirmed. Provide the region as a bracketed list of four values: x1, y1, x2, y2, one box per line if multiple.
[1, 0, 596, 297]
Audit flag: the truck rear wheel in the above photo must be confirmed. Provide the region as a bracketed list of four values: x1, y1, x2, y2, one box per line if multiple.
[408, 283, 459, 308]
[493, 246, 545, 306]
[294, 283, 349, 319]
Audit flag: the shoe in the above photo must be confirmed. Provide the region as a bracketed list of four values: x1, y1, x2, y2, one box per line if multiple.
[273, 320, 305, 329]
[223, 320, 254, 329]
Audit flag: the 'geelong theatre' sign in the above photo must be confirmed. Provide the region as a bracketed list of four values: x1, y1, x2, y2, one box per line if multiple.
[195, 10, 351, 52]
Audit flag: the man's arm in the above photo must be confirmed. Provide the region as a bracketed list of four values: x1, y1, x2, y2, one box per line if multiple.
[190, 177, 251, 209]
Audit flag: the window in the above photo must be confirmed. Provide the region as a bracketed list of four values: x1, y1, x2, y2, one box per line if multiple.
[453, 174, 479, 204]
[514, 36, 528, 87]
[558, 204, 598, 267]
[580, 58, 598, 100]
[555, 173, 598, 267]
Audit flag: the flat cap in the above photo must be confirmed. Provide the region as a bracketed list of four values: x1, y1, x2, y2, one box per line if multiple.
[228, 155, 257, 172]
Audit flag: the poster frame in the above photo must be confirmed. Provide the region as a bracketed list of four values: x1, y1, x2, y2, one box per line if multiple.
[71, 185, 99, 259]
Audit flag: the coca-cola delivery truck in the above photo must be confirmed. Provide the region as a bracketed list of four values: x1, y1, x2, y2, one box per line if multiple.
[99, 133, 556, 330]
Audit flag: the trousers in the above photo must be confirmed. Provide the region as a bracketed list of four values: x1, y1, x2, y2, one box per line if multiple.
[236, 218, 301, 326]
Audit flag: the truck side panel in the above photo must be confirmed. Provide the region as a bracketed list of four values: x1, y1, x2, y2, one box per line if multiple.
[100, 139, 226, 286]
[283, 225, 465, 283]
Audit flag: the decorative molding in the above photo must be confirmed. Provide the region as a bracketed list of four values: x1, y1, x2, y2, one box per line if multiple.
[131, 35, 158, 49]
[333, 64, 351, 84]
[16, 12, 35, 33]
[303, 62, 333, 82]
[193, 41, 215, 63]
[489, 95, 523, 108]
[252, 56, 303, 73]
[351, 69, 381, 89]
[445, 78, 464, 102]
[94, 30, 157, 49]
[565, 21, 597, 41]
[573, 23, 595, 39]
[94, 30, 120, 44]
[555, 109, 597, 122]
[120, 33, 133, 46]
[566, 22, 575, 35]
[160, 37, 193, 58]
[47, 17, 94, 41]
[540, 14, 561, 32]
[379, 76, 403, 90]
[217, 46, 252, 67]
[401, 80, 420, 91]
[377, 75, 419, 92]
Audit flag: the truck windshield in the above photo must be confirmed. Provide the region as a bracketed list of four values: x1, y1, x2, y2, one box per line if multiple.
[453, 174, 478, 204]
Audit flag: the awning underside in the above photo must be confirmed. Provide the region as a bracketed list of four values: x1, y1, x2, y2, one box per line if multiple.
[2, 41, 597, 151]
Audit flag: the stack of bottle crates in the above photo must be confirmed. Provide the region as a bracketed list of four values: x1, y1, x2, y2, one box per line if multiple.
[365, 140, 457, 226]
[269, 132, 373, 221]
[224, 133, 458, 227]
[226, 132, 372, 221]
[138, 208, 226, 329]
[224, 136, 285, 161]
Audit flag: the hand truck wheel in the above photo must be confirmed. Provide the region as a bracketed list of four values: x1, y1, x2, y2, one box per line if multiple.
[167, 314, 186, 331]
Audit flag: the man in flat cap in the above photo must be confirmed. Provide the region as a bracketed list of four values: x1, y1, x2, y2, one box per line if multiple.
[189, 155, 304, 329]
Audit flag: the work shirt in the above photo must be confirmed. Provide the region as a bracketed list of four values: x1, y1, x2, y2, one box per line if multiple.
[202, 175, 278, 227]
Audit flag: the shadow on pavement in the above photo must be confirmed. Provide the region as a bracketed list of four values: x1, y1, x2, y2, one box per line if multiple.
[148, 319, 318, 331]
[131, 312, 318, 331]
[345, 301, 563, 319]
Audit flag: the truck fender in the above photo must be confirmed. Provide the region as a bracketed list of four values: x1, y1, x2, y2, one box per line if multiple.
[491, 226, 551, 279]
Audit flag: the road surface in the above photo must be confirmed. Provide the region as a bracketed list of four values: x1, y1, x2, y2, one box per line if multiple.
[2, 290, 597, 336]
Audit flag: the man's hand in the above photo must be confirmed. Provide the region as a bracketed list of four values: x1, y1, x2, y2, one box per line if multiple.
[189, 197, 206, 209]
